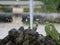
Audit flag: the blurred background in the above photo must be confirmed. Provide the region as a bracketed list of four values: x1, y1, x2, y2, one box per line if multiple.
[0, 0, 60, 39]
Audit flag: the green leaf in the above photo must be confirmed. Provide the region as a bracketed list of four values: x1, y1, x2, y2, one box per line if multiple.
[50, 24, 59, 40]
[45, 22, 59, 40]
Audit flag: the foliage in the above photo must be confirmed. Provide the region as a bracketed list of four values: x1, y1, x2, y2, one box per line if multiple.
[45, 22, 60, 45]
[0, 0, 60, 12]
[0, 0, 16, 1]
[40, 0, 60, 12]
[34, 0, 60, 12]
[24, 8, 29, 12]
[0, 7, 12, 12]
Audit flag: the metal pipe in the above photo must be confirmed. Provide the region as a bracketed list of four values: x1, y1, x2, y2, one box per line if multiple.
[29, 0, 33, 29]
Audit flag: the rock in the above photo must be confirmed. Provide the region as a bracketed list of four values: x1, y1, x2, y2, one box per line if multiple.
[6, 41, 15, 45]
[18, 26, 24, 31]
[44, 35, 57, 45]
[0, 26, 59, 45]
[9, 28, 20, 38]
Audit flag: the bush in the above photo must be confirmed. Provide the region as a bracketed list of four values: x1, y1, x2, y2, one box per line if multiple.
[0, 8, 12, 12]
